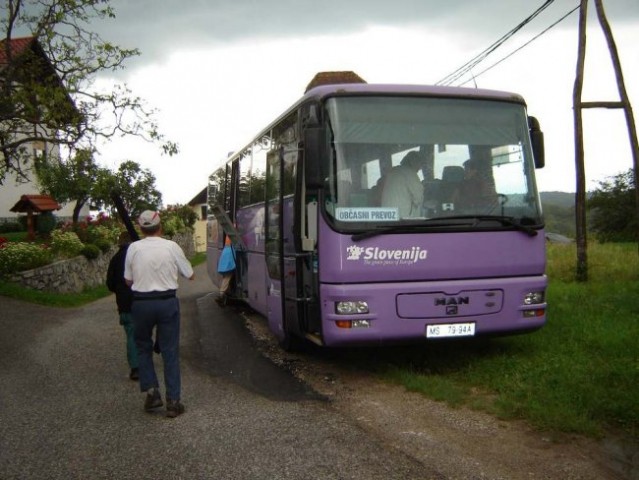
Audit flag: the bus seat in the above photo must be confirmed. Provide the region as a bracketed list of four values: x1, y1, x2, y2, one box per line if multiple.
[442, 165, 465, 183]
[438, 165, 465, 204]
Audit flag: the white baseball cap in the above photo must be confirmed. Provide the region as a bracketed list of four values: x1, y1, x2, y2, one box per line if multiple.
[138, 210, 160, 228]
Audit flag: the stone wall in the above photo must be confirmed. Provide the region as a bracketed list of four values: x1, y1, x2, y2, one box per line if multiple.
[171, 232, 195, 259]
[10, 246, 117, 294]
[8, 232, 194, 294]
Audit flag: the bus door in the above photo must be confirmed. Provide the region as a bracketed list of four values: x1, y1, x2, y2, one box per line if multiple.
[265, 145, 305, 347]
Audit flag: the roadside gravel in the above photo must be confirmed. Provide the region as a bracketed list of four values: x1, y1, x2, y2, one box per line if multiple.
[243, 311, 638, 480]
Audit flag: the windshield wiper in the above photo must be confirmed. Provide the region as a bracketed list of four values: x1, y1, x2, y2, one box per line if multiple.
[351, 226, 406, 242]
[351, 219, 475, 241]
[430, 215, 539, 237]
[350, 215, 539, 241]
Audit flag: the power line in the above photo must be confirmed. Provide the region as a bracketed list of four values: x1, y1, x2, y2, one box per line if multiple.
[436, 0, 557, 87]
[458, 5, 580, 87]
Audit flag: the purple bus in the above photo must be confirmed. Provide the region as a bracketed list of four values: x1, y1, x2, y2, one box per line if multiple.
[207, 81, 547, 349]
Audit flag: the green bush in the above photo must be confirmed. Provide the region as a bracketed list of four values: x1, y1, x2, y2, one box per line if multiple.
[164, 204, 197, 229]
[0, 242, 53, 275]
[36, 212, 57, 236]
[94, 238, 113, 253]
[161, 215, 186, 237]
[50, 230, 84, 258]
[80, 244, 101, 260]
[160, 205, 196, 237]
[0, 221, 23, 233]
[86, 224, 120, 246]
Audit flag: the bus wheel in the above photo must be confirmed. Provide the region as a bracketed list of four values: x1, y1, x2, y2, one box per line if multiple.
[278, 329, 304, 352]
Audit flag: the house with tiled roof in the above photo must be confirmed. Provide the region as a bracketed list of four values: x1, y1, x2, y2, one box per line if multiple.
[0, 36, 33, 62]
[187, 187, 208, 253]
[0, 36, 88, 224]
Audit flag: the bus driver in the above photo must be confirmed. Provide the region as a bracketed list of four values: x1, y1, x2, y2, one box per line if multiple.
[381, 151, 424, 218]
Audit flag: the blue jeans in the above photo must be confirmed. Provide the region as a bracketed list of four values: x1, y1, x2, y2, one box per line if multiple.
[132, 297, 181, 401]
[119, 313, 138, 370]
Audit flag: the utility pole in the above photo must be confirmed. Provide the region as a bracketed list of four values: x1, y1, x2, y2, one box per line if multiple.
[572, 0, 639, 281]
[573, 0, 588, 282]
[592, 0, 639, 257]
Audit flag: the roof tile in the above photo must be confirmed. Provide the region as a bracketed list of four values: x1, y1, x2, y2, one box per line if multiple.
[0, 36, 35, 64]
[10, 194, 61, 213]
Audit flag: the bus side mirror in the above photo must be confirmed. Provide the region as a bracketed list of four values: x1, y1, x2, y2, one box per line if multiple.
[528, 116, 545, 169]
[304, 126, 326, 188]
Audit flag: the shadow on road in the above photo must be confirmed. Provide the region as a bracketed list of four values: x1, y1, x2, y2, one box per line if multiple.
[194, 293, 323, 402]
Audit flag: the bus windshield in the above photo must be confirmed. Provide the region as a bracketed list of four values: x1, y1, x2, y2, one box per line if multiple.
[323, 96, 543, 232]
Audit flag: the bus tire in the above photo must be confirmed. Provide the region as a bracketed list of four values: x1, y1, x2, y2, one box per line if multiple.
[278, 330, 304, 352]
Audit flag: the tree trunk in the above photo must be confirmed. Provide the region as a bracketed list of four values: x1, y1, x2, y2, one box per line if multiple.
[72, 198, 87, 224]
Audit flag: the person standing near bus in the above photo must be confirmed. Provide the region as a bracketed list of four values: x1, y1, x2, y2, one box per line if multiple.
[106, 231, 138, 381]
[381, 151, 424, 218]
[216, 234, 235, 305]
[124, 210, 194, 418]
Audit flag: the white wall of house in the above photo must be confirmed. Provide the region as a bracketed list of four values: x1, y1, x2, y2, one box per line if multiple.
[191, 202, 207, 253]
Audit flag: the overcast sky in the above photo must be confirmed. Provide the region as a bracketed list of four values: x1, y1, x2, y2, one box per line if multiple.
[89, 0, 639, 205]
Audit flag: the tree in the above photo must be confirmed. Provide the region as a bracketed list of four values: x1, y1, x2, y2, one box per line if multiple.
[588, 168, 637, 243]
[35, 148, 106, 223]
[93, 160, 162, 220]
[0, 0, 177, 185]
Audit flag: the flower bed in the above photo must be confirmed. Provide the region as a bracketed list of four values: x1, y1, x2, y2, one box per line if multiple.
[1, 209, 195, 293]
[0, 240, 53, 275]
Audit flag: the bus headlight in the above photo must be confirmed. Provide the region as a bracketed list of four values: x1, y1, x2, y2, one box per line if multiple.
[335, 301, 369, 315]
[523, 291, 545, 305]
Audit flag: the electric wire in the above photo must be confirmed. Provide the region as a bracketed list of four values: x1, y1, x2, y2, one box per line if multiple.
[458, 4, 580, 87]
[435, 0, 557, 86]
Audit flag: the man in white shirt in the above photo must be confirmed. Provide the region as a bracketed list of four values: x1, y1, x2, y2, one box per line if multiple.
[381, 151, 424, 218]
[124, 210, 194, 418]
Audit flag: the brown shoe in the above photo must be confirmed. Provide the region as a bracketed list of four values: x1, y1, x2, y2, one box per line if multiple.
[166, 399, 185, 418]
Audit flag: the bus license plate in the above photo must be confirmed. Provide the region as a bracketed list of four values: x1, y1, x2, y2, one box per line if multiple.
[426, 323, 475, 338]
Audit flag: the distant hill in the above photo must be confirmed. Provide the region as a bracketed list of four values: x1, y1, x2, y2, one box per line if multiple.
[539, 191, 575, 237]
[540, 191, 574, 208]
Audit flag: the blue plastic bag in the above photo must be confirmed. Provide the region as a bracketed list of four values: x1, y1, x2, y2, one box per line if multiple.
[217, 245, 236, 273]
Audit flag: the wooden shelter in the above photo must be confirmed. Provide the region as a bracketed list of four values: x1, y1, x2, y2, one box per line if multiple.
[10, 194, 61, 240]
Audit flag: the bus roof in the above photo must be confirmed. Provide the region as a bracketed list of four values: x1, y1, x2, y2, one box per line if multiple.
[302, 83, 526, 105]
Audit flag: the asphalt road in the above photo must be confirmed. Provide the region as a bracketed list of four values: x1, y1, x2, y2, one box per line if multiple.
[0, 264, 441, 480]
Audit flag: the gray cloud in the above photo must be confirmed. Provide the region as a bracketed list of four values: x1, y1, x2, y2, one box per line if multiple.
[91, 0, 637, 70]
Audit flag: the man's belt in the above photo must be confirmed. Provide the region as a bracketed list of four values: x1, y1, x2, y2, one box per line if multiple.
[133, 290, 176, 301]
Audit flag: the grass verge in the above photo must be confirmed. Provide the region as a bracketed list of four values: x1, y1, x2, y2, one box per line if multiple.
[381, 242, 639, 438]
[0, 280, 111, 307]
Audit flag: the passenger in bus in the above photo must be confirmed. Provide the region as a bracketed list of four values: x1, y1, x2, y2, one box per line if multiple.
[456, 159, 497, 210]
[437, 165, 465, 206]
[381, 151, 424, 218]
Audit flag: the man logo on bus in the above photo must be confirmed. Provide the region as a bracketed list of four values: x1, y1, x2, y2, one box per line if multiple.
[346, 245, 365, 260]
